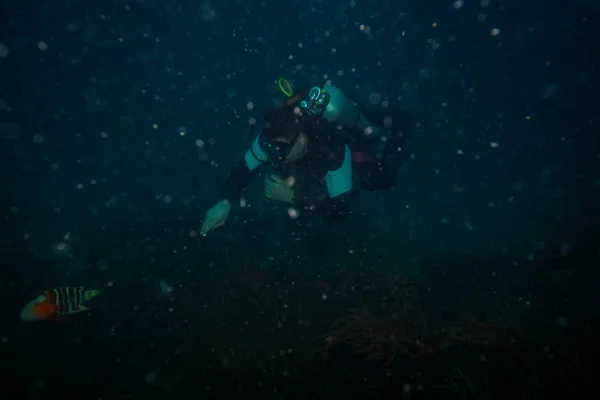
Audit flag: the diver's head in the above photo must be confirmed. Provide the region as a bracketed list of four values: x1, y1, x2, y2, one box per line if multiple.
[260, 105, 308, 163]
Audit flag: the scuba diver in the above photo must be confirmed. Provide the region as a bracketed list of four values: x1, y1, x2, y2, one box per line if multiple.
[200, 79, 411, 236]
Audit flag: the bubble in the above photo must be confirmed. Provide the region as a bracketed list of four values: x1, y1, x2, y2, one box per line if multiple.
[32, 134, 45, 144]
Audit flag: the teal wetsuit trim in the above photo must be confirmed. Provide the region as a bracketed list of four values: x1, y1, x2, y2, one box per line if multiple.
[245, 133, 267, 171]
[325, 145, 352, 198]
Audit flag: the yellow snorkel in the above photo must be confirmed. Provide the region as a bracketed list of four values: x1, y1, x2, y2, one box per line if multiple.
[277, 77, 293, 98]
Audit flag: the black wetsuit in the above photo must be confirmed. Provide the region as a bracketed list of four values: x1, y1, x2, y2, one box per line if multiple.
[221, 109, 407, 221]
[222, 116, 357, 221]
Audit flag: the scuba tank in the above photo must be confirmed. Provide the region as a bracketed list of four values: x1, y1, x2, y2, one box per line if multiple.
[298, 84, 375, 132]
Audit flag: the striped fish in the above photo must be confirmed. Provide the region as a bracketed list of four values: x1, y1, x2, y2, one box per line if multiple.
[20, 287, 102, 321]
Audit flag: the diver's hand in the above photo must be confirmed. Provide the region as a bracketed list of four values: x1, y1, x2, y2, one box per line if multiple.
[200, 200, 231, 236]
[265, 175, 295, 204]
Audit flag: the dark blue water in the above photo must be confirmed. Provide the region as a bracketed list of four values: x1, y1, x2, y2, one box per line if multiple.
[1, 0, 598, 398]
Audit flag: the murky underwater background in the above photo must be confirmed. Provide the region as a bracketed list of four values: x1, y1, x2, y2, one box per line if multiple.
[1, 0, 599, 398]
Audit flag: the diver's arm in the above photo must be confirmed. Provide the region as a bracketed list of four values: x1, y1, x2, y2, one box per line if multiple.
[220, 161, 259, 203]
[221, 133, 269, 202]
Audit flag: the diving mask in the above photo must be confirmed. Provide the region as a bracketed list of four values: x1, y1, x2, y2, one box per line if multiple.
[258, 131, 301, 163]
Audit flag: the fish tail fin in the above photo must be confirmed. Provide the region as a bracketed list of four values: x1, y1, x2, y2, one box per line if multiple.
[84, 290, 102, 300]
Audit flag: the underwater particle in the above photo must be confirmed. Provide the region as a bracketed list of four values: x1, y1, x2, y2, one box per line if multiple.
[491, 28, 501, 36]
[96, 259, 110, 271]
[453, 0, 464, 9]
[32, 134, 45, 144]
[287, 207, 300, 219]
[76, 183, 83, 189]
[107, 281, 114, 287]
[489, 141, 499, 148]
[321, 292, 327, 300]
[51, 241, 70, 256]
[9, 206, 19, 213]
[100, 131, 108, 138]
[557, 316, 568, 326]
[159, 279, 173, 294]
[559, 242, 570, 256]
[0, 43, 8, 58]
[1, 336, 8, 344]
[195, 139, 205, 148]
[145, 372, 156, 384]
[368, 92, 382, 105]
[38, 41, 48, 51]
[163, 194, 173, 204]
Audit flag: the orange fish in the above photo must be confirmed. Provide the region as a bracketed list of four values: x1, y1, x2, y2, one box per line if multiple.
[20, 287, 102, 321]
